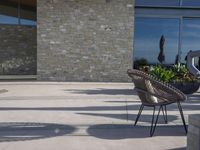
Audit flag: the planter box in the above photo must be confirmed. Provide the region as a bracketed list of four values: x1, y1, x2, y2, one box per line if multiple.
[170, 82, 200, 94]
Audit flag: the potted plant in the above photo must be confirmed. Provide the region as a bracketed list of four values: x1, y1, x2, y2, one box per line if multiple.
[134, 58, 148, 69]
[149, 64, 200, 94]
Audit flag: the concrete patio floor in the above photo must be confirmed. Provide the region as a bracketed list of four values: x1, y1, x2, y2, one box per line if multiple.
[0, 82, 199, 150]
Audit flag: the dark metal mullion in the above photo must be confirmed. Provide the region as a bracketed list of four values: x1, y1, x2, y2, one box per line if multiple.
[18, 0, 21, 25]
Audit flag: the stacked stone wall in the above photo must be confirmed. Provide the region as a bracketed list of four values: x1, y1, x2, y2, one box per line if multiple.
[37, 0, 134, 81]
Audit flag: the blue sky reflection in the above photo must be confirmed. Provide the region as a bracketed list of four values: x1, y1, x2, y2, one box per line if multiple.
[134, 17, 179, 64]
[136, 0, 200, 7]
[135, 0, 180, 6]
[0, 14, 36, 26]
[181, 19, 200, 63]
[182, 0, 200, 6]
[0, 15, 18, 24]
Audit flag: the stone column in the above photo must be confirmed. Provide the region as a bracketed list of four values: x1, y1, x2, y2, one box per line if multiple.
[37, 0, 134, 81]
[187, 114, 200, 150]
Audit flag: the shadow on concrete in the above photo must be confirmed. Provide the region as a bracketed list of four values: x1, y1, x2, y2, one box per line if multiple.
[187, 94, 200, 101]
[167, 147, 186, 150]
[0, 100, 199, 112]
[77, 112, 129, 121]
[128, 102, 200, 111]
[76, 112, 178, 123]
[87, 124, 186, 139]
[64, 88, 136, 95]
[0, 105, 129, 111]
[0, 122, 75, 142]
[104, 100, 140, 103]
[0, 89, 8, 94]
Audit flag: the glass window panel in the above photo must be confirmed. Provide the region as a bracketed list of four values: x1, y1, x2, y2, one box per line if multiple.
[134, 17, 179, 65]
[135, 0, 180, 6]
[182, 0, 200, 7]
[21, 19, 36, 26]
[0, 1, 18, 24]
[136, 7, 200, 18]
[0, 1, 37, 75]
[0, 25, 37, 75]
[181, 18, 200, 64]
[20, 2, 36, 26]
[0, 15, 18, 24]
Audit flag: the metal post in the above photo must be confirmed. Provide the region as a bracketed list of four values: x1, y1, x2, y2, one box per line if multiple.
[150, 106, 162, 136]
[177, 101, 187, 134]
[134, 105, 144, 126]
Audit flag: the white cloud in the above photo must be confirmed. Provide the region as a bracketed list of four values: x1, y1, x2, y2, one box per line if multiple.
[184, 23, 200, 29]
[183, 31, 200, 38]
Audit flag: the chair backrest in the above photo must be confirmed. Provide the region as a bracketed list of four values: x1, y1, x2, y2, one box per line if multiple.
[127, 69, 186, 105]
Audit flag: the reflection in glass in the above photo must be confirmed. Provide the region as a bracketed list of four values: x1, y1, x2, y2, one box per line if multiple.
[134, 17, 179, 65]
[0, 0, 37, 75]
[181, 18, 200, 64]
[0, 15, 18, 24]
[20, 3, 36, 25]
[0, 0, 36, 26]
[182, 0, 200, 7]
[21, 19, 36, 26]
[135, 0, 180, 6]
[0, 1, 18, 24]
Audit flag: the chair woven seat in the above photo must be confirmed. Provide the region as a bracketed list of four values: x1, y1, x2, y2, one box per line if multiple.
[127, 69, 187, 136]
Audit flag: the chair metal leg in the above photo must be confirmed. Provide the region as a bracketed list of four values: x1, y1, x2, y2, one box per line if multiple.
[177, 101, 187, 134]
[134, 102, 186, 136]
[150, 106, 156, 135]
[150, 106, 162, 137]
[162, 105, 168, 124]
[134, 104, 144, 126]
[165, 105, 168, 123]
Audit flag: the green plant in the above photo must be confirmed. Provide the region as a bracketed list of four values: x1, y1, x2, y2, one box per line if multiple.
[149, 64, 198, 83]
[172, 64, 197, 83]
[172, 64, 187, 76]
[150, 65, 175, 82]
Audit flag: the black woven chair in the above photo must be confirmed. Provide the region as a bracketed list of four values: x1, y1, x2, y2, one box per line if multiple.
[127, 69, 187, 136]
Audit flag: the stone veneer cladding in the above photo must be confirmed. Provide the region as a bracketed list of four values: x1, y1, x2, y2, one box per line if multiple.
[0, 25, 37, 75]
[37, 0, 134, 81]
[187, 114, 200, 150]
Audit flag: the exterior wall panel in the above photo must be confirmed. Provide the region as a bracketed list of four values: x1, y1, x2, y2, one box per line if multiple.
[0, 25, 36, 75]
[37, 0, 134, 82]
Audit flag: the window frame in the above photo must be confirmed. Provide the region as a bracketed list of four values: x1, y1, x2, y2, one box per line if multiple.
[135, 0, 200, 8]
[0, 0, 36, 26]
[134, 1, 200, 64]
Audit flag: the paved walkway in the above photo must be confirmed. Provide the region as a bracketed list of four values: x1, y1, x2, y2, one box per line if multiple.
[0, 82, 199, 150]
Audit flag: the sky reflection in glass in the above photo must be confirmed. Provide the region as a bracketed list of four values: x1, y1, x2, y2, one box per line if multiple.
[134, 17, 179, 64]
[136, 0, 200, 7]
[135, 0, 180, 6]
[0, 15, 36, 25]
[21, 19, 36, 26]
[181, 18, 200, 63]
[182, 0, 200, 6]
[0, 15, 18, 24]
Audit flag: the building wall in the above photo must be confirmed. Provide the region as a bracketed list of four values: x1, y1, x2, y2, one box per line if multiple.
[37, 0, 134, 82]
[0, 25, 37, 75]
